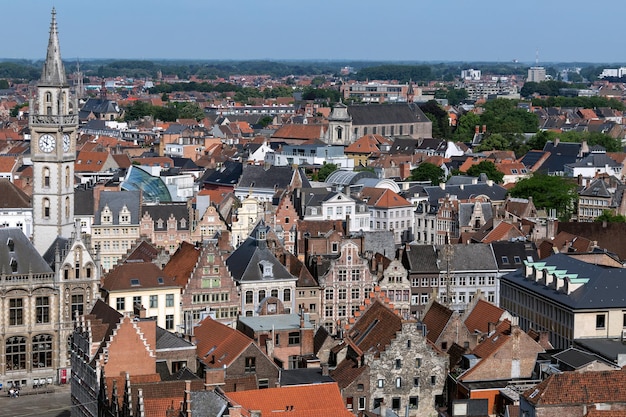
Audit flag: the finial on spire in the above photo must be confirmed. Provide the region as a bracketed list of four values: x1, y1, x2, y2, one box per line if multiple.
[40, 8, 67, 86]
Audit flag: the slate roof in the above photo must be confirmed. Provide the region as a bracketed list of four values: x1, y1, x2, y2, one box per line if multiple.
[0, 228, 52, 274]
[358, 230, 397, 257]
[0, 178, 30, 208]
[74, 185, 95, 215]
[101, 261, 176, 292]
[141, 202, 190, 230]
[203, 160, 242, 187]
[490, 241, 537, 271]
[236, 165, 297, 191]
[566, 152, 622, 169]
[189, 390, 228, 417]
[419, 182, 508, 207]
[579, 177, 612, 198]
[501, 253, 626, 309]
[552, 347, 607, 370]
[348, 103, 430, 125]
[193, 317, 254, 368]
[79, 98, 120, 119]
[94, 190, 141, 225]
[458, 202, 493, 228]
[280, 368, 335, 386]
[540, 140, 582, 174]
[225, 222, 297, 283]
[522, 368, 626, 406]
[443, 243, 498, 272]
[403, 244, 439, 273]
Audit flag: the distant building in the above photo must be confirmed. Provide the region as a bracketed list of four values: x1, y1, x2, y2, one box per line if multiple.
[461, 69, 481, 81]
[527, 66, 547, 82]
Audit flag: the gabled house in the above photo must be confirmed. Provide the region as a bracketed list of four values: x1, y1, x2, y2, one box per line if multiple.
[163, 239, 240, 332]
[318, 240, 378, 335]
[301, 188, 370, 233]
[226, 221, 298, 317]
[450, 319, 545, 416]
[359, 187, 414, 244]
[100, 260, 182, 333]
[193, 316, 280, 390]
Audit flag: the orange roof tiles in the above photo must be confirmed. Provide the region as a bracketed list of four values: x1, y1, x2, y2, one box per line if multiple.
[524, 368, 626, 406]
[75, 151, 111, 172]
[422, 302, 453, 344]
[272, 124, 325, 140]
[162, 242, 200, 287]
[464, 299, 505, 334]
[101, 261, 176, 292]
[225, 383, 353, 417]
[360, 187, 412, 209]
[193, 317, 253, 368]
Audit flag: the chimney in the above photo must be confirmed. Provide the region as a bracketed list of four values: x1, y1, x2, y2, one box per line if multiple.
[482, 124, 487, 134]
[488, 322, 496, 335]
[228, 406, 243, 417]
[321, 363, 329, 376]
[475, 125, 480, 134]
[204, 367, 225, 388]
[380, 400, 387, 417]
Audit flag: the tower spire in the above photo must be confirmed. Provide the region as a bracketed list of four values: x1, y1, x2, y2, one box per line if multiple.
[40, 8, 67, 86]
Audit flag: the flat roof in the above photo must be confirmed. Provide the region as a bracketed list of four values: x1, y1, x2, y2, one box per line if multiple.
[238, 314, 314, 331]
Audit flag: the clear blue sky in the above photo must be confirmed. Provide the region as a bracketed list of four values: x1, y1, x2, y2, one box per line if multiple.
[5, 0, 626, 64]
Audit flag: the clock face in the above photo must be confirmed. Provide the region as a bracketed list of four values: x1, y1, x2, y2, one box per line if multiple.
[38, 134, 56, 153]
[63, 134, 71, 152]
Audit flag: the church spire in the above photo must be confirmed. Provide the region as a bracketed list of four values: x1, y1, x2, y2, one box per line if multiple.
[40, 8, 67, 86]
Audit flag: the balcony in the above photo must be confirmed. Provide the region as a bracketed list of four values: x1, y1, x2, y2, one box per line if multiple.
[29, 114, 78, 127]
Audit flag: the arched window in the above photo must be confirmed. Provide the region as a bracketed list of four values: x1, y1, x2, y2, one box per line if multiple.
[45, 92, 52, 103]
[65, 197, 70, 219]
[43, 198, 50, 219]
[336, 126, 343, 140]
[32, 334, 53, 368]
[258, 290, 266, 301]
[65, 166, 70, 188]
[43, 167, 50, 187]
[245, 291, 253, 304]
[6, 336, 26, 370]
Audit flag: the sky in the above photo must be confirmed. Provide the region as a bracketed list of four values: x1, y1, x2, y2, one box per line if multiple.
[3, 0, 626, 64]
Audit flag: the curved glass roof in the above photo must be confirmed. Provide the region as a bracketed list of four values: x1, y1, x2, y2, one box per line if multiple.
[121, 166, 172, 203]
[325, 169, 376, 186]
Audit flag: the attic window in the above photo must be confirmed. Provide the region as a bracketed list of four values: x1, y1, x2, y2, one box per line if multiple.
[157, 277, 164, 285]
[514, 256, 521, 263]
[130, 279, 140, 286]
[10, 258, 17, 273]
[7, 238, 15, 252]
[501, 256, 509, 264]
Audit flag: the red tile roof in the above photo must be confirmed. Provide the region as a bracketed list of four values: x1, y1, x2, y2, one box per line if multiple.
[193, 317, 253, 368]
[524, 368, 626, 406]
[75, 151, 111, 172]
[102, 261, 176, 292]
[360, 187, 412, 209]
[225, 382, 354, 417]
[464, 299, 505, 334]
[271, 124, 325, 141]
[422, 301, 454, 344]
[162, 242, 200, 287]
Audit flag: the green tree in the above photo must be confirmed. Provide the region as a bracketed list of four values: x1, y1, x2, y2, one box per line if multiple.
[466, 160, 504, 183]
[595, 210, 626, 223]
[420, 100, 451, 139]
[453, 112, 481, 142]
[509, 173, 577, 221]
[259, 116, 273, 127]
[409, 162, 445, 185]
[0, 79, 9, 89]
[446, 88, 468, 106]
[176, 102, 205, 121]
[475, 133, 510, 152]
[316, 163, 338, 182]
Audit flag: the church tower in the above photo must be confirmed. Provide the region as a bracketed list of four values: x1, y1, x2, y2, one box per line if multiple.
[31, 8, 78, 254]
[327, 102, 353, 145]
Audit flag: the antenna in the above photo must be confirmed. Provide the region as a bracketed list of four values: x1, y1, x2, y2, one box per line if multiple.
[535, 49, 539, 66]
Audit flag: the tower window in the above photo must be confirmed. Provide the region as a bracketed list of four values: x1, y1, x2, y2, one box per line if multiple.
[43, 198, 50, 219]
[43, 167, 50, 188]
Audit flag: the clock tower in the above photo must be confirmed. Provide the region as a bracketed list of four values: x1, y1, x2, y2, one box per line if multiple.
[31, 8, 78, 254]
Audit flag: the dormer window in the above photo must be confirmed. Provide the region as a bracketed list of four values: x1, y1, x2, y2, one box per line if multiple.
[157, 219, 164, 229]
[259, 260, 273, 278]
[130, 279, 140, 287]
[101, 205, 112, 224]
[119, 205, 131, 224]
[258, 229, 266, 240]
[180, 218, 187, 228]
[10, 258, 17, 273]
[7, 238, 14, 252]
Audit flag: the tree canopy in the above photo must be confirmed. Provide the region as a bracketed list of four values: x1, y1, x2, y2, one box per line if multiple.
[409, 162, 445, 185]
[595, 210, 626, 223]
[315, 163, 339, 182]
[508, 173, 578, 220]
[465, 160, 504, 183]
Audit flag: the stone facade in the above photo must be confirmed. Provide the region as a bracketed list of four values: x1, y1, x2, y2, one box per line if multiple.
[367, 322, 447, 417]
